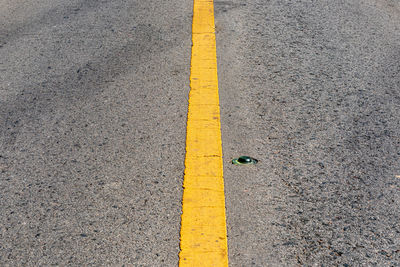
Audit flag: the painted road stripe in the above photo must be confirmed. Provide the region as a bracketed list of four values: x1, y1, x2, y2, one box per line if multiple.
[179, 0, 229, 266]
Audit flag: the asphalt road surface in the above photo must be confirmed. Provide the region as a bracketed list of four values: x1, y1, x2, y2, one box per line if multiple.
[1, 0, 399, 266]
[1, 0, 192, 265]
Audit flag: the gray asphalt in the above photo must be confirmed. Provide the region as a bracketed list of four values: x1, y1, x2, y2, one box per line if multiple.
[1, 0, 400, 266]
[216, 0, 400, 266]
[1, 0, 191, 265]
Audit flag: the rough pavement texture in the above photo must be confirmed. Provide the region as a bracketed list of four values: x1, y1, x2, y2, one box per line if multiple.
[2, 0, 400, 265]
[1, 0, 191, 265]
[216, 0, 400, 266]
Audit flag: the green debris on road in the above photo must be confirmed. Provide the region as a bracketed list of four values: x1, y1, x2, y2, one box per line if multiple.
[232, 156, 258, 165]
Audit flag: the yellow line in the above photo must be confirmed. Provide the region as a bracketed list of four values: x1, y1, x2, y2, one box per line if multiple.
[179, 0, 228, 266]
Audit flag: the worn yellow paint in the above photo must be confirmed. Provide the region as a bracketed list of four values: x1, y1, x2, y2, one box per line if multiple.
[179, 0, 228, 266]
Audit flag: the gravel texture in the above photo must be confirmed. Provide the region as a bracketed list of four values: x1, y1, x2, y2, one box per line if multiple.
[216, 0, 400, 265]
[0, 0, 192, 265]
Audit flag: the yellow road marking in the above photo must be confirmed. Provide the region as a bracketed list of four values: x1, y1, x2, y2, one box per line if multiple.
[179, 0, 229, 266]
